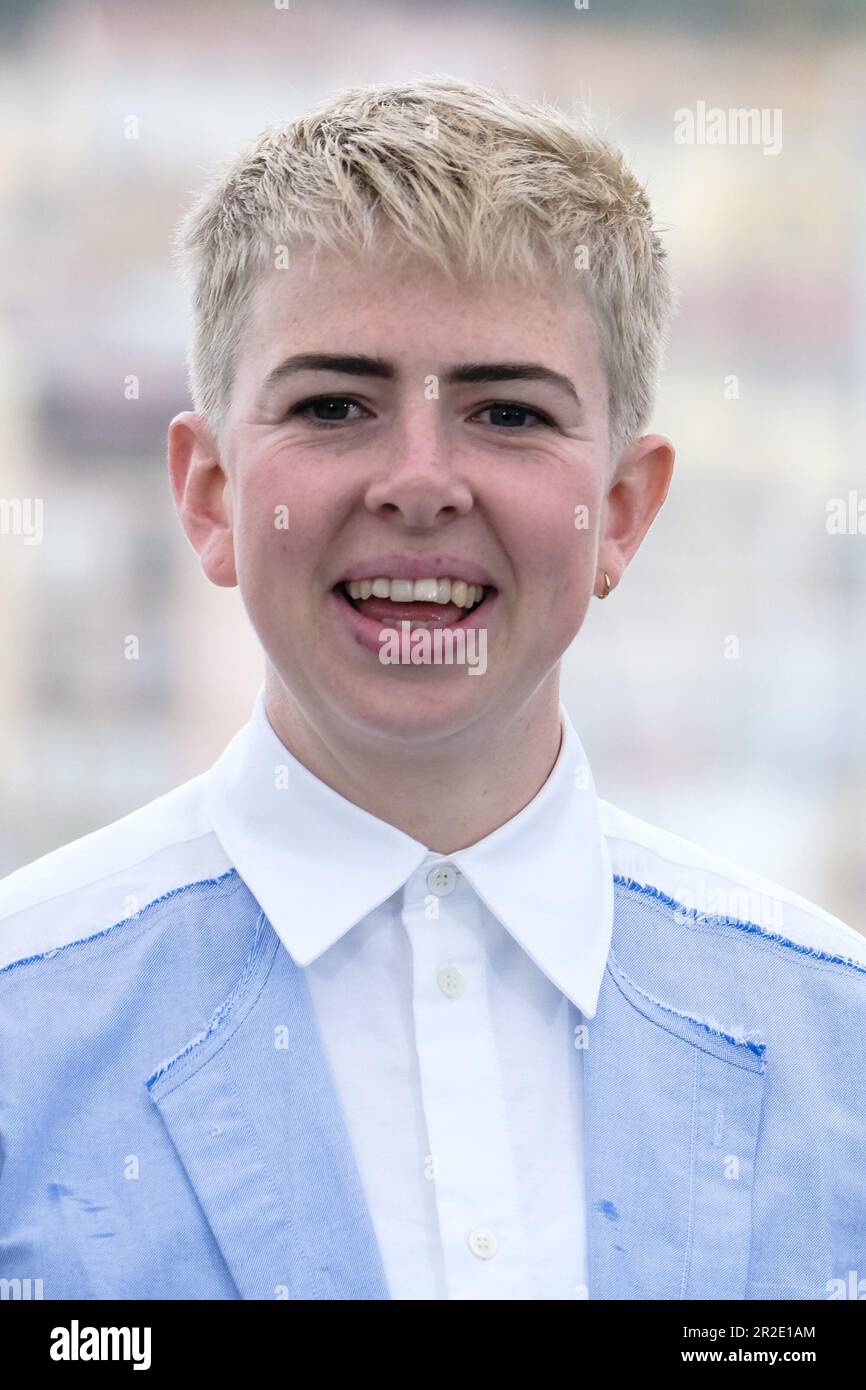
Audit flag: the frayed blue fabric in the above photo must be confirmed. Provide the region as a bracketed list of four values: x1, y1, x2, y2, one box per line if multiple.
[581, 877, 866, 1299]
[0, 869, 388, 1300]
[0, 868, 240, 979]
[613, 873, 866, 975]
[1, 866, 863, 1299]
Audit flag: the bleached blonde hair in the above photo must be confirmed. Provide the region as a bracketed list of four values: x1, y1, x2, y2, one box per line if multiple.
[172, 74, 675, 458]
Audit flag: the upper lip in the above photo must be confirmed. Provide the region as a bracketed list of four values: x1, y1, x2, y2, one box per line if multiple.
[337, 554, 496, 587]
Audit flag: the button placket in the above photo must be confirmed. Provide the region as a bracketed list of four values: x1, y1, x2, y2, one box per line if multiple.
[401, 872, 532, 1297]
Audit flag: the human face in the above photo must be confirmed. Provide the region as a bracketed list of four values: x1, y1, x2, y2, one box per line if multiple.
[171, 244, 671, 746]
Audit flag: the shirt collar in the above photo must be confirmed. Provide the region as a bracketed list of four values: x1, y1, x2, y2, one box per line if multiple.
[205, 685, 613, 1019]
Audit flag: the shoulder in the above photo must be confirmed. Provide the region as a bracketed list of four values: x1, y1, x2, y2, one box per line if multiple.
[599, 798, 866, 970]
[0, 773, 233, 972]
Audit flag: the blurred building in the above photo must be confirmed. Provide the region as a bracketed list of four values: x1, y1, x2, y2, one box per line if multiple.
[0, 0, 863, 930]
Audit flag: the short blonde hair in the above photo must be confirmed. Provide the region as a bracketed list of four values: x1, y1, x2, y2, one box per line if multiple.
[172, 74, 675, 458]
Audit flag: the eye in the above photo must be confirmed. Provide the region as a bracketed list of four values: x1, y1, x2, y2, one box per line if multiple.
[287, 394, 553, 430]
[290, 395, 369, 428]
[472, 401, 554, 430]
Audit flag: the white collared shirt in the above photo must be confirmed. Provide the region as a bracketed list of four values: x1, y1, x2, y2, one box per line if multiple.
[204, 688, 613, 1301]
[3, 686, 862, 1300]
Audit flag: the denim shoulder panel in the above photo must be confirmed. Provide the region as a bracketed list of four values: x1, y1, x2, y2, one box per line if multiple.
[0, 867, 267, 1139]
[608, 872, 866, 1126]
[613, 874, 866, 978]
[0, 868, 245, 984]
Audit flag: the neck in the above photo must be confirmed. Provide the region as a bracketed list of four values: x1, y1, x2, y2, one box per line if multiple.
[262, 670, 564, 854]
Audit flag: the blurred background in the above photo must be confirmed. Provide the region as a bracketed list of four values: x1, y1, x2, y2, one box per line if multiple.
[1, 0, 864, 930]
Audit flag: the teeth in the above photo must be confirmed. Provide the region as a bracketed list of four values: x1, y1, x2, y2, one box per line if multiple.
[345, 577, 486, 609]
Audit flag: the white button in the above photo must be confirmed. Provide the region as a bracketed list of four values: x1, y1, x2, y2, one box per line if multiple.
[426, 864, 459, 896]
[436, 965, 465, 998]
[468, 1228, 498, 1260]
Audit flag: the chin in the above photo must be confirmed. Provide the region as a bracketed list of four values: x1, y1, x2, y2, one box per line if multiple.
[331, 677, 493, 744]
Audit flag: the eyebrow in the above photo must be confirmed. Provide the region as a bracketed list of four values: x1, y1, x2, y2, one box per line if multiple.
[256, 353, 583, 411]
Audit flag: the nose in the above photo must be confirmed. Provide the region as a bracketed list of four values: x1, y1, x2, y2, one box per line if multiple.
[363, 404, 474, 527]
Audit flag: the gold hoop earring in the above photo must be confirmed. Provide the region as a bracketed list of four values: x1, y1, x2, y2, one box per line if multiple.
[598, 571, 611, 600]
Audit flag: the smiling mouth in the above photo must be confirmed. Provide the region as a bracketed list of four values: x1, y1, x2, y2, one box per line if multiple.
[334, 581, 495, 626]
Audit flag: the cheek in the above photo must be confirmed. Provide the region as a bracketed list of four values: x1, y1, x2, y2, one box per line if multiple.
[229, 486, 299, 617]
[506, 475, 600, 592]
[232, 454, 317, 585]
[233, 485, 280, 571]
[235, 491, 354, 634]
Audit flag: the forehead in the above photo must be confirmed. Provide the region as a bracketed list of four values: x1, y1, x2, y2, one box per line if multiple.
[232, 243, 606, 398]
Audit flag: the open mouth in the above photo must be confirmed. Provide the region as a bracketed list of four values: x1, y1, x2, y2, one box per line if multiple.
[334, 581, 496, 626]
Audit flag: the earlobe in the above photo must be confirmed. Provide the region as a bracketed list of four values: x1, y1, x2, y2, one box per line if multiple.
[596, 570, 613, 600]
[199, 536, 239, 589]
[167, 411, 238, 589]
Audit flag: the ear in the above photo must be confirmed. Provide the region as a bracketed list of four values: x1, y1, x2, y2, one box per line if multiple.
[599, 433, 675, 582]
[167, 411, 238, 588]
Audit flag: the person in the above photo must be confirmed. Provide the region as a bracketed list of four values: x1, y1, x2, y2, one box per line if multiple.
[1, 75, 863, 1303]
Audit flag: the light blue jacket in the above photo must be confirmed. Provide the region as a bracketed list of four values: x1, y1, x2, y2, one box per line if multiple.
[1, 861, 864, 1300]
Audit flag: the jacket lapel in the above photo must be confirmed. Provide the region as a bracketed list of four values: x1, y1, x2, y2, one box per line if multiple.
[146, 887, 766, 1300]
[146, 912, 390, 1300]
[583, 950, 766, 1299]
